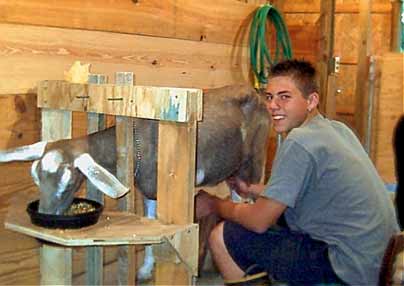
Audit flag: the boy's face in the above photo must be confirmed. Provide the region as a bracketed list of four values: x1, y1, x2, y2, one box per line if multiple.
[265, 75, 315, 134]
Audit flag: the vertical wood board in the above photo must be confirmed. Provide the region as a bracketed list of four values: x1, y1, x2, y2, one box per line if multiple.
[372, 53, 404, 182]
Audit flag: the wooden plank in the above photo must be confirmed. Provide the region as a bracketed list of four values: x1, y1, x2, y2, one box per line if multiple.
[85, 74, 107, 286]
[40, 244, 72, 285]
[372, 53, 404, 182]
[0, 0, 258, 46]
[318, 0, 336, 114]
[0, 245, 39, 285]
[156, 119, 197, 225]
[39, 96, 73, 285]
[5, 207, 196, 247]
[282, 14, 319, 63]
[0, 94, 42, 285]
[41, 109, 72, 141]
[116, 115, 136, 285]
[390, 0, 403, 52]
[156, 122, 197, 224]
[155, 88, 198, 284]
[0, 23, 247, 94]
[37, 80, 203, 123]
[354, 0, 372, 142]
[325, 74, 337, 119]
[0, 94, 40, 149]
[334, 13, 392, 65]
[279, 1, 391, 13]
[155, 262, 192, 286]
[0, 22, 321, 95]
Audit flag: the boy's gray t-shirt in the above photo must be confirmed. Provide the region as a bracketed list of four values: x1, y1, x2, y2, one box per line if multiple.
[263, 114, 399, 285]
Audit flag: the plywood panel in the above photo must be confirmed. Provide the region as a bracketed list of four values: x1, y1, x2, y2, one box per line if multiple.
[0, 23, 251, 95]
[0, 94, 40, 149]
[0, 92, 41, 286]
[283, 14, 319, 63]
[0, 173, 39, 285]
[335, 64, 356, 114]
[334, 13, 391, 64]
[0, 0, 257, 46]
[0, 245, 39, 285]
[372, 53, 404, 182]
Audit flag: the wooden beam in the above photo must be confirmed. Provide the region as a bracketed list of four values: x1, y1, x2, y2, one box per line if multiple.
[0, 0, 257, 46]
[40, 245, 72, 285]
[85, 74, 107, 286]
[40, 107, 72, 285]
[155, 92, 199, 285]
[277, 2, 391, 13]
[0, 23, 250, 95]
[390, 0, 403, 52]
[37, 81, 203, 123]
[318, 0, 336, 115]
[354, 0, 372, 142]
[371, 53, 404, 182]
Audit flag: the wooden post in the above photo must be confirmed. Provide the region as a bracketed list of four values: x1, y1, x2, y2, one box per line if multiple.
[115, 72, 137, 285]
[390, 0, 403, 52]
[325, 74, 337, 119]
[40, 245, 72, 285]
[155, 91, 199, 285]
[354, 0, 372, 143]
[86, 74, 107, 286]
[40, 107, 72, 286]
[318, 0, 336, 116]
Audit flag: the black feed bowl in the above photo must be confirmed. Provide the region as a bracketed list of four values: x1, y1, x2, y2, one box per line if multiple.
[27, 198, 103, 229]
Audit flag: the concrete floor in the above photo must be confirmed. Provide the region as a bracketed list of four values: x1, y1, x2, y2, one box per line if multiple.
[196, 270, 223, 286]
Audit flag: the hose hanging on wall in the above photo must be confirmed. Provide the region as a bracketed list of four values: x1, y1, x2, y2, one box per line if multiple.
[249, 3, 293, 86]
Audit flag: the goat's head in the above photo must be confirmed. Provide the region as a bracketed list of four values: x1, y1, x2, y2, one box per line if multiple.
[0, 141, 129, 215]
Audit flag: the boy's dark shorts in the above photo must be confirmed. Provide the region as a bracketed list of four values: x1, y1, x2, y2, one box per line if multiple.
[223, 220, 347, 285]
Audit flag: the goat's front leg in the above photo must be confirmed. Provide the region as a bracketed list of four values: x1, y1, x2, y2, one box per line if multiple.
[137, 198, 157, 281]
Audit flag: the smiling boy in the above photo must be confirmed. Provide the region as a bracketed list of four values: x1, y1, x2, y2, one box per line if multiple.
[196, 59, 399, 285]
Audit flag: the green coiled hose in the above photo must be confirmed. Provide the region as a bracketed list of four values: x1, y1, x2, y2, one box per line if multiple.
[249, 3, 293, 86]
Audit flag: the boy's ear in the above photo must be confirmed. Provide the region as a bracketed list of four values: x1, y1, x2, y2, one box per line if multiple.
[307, 92, 319, 110]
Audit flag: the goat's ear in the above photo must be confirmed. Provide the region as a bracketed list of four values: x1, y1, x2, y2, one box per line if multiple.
[74, 153, 129, 198]
[31, 160, 40, 186]
[0, 141, 47, 162]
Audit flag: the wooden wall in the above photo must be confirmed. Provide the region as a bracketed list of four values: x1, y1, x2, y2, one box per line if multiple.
[0, 0, 395, 284]
[371, 53, 404, 183]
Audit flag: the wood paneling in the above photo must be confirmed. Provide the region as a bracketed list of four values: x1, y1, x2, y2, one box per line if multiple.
[334, 14, 391, 64]
[372, 53, 404, 182]
[0, 23, 251, 95]
[280, 1, 390, 13]
[0, 94, 40, 149]
[0, 0, 258, 46]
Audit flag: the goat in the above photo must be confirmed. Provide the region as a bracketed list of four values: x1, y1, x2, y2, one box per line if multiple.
[0, 84, 271, 279]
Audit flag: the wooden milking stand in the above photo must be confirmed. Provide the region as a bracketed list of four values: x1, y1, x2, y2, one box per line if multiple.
[5, 78, 202, 285]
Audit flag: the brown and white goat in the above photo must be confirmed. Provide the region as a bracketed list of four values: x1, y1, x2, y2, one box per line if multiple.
[0, 84, 270, 213]
[0, 84, 270, 278]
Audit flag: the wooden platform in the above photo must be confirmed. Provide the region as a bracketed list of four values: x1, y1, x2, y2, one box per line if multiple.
[5, 207, 198, 247]
[4, 79, 202, 284]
